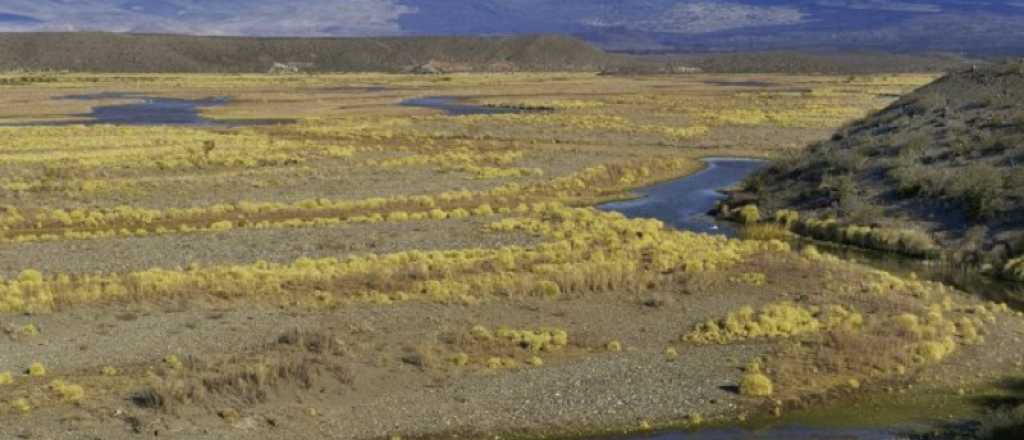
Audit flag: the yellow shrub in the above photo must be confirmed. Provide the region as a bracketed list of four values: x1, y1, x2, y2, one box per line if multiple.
[428, 209, 448, 220]
[48, 380, 86, 402]
[536, 280, 561, 298]
[387, 211, 410, 222]
[685, 303, 846, 344]
[164, 354, 184, 370]
[739, 372, 774, 397]
[494, 327, 569, 352]
[486, 357, 505, 369]
[208, 220, 234, 231]
[664, 347, 679, 359]
[10, 398, 31, 413]
[27, 362, 46, 377]
[894, 313, 923, 339]
[737, 205, 761, 225]
[606, 340, 622, 352]
[773, 209, 800, 227]
[915, 337, 957, 363]
[527, 356, 544, 367]
[0, 372, 12, 385]
[730, 272, 767, 286]
[450, 352, 470, 367]
[19, 324, 39, 336]
[470, 325, 494, 341]
[740, 224, 789, 241]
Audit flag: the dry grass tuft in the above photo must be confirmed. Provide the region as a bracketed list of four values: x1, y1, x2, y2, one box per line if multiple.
[133, 329, 351, 411]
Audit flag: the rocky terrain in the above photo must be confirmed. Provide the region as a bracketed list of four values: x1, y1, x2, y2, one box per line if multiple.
[739, 62, 1024, 276]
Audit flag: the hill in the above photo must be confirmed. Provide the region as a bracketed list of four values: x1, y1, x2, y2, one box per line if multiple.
[737, 62, 1024, 273]
[643, 51, 971, 75]
[0, 32, 622, 73]
[3, 1, 1024, 55]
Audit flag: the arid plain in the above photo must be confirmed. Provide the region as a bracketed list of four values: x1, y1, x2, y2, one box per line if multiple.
[2, 72, 1022, 439]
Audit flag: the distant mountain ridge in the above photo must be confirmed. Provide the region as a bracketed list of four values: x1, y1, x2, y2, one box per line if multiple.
[0, 32, 621, 73]
[1, 1, 1023, 54]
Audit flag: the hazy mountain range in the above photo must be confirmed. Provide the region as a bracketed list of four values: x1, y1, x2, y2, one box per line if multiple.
[1, 1, 1023, 54]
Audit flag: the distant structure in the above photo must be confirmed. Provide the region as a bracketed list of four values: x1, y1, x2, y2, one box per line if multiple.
[268, 62, 314, 74]
[408, 60, 448, 74]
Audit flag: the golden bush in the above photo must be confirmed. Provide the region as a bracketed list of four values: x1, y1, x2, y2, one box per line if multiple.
[739, 372, 774, 397]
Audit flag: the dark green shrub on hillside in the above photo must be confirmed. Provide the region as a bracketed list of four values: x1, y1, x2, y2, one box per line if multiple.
[830, 149, 869, 173]
[950, 135, 975, 157]
[1013, 111, 1024, 129]
[904, 135, 930, 157]
[948, 164, 1007, 220]
[890, 165, 937, 198]
[1008, 168, 1024, 192]
[906, 92, 945, 116]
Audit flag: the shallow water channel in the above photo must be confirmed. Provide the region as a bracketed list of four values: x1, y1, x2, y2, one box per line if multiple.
[598, 158, 765, 237]
[400, 95, 523, 116]
[595, 158, 1001, 440]
[6, 92, 292, 127]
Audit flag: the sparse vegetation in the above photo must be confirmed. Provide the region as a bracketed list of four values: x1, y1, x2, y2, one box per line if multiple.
[742, 63, 1024, 265]
[739, 371, 774, 397]
[26, 362, 45, 377]
[1, 67, 1017, 440]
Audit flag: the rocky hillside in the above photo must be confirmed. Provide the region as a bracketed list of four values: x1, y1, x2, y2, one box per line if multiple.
[742, 62, 1024, 270]
[0, 32, 622, 73]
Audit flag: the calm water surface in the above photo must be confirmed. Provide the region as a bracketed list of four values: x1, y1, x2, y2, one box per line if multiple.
[599, 158, 765, 236]
[400, 96, 524, 116]
[6, 92, 292, 127]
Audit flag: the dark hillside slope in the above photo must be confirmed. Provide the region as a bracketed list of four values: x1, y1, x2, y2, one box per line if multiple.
[743, 62, 1024, 270]
[0, 32, 621, 73]
[667, 51, 970, 75]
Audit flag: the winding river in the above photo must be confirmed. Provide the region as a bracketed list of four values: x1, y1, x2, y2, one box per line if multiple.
[598, 158, 765, 236]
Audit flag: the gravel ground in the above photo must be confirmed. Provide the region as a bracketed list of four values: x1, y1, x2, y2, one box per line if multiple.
[0, 217, 533, 277]
[0, 287, 771, 440]
[3, 254, 1023, 440]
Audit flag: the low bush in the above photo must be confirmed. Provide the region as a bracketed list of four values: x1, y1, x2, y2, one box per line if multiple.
[773, 209, 799, 227]
[946, 164, 1007, 220]
[1005, 257, 1024, 282]
[684, 303, 862, 344]
[48, 380, 86, 403]
[793, 218, 938, 258]
[739, 372, 774, 397]
[740, 224, 790, 241]
[9, 398, 31, 413]
[27, 362, 46, 377]
[737, 205, 761, 225]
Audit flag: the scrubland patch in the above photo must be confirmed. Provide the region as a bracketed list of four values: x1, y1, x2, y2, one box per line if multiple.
[133, 329, 351, 411]
[3, 72, 1009, 438]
